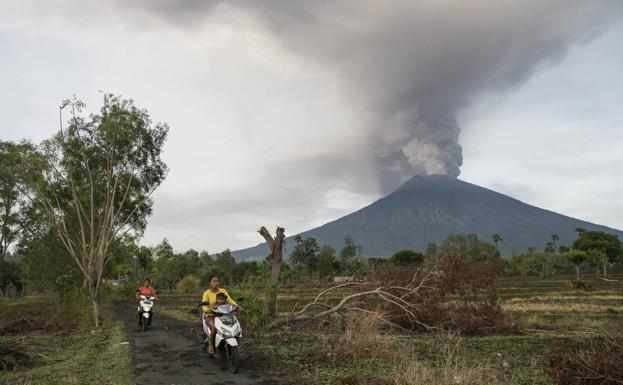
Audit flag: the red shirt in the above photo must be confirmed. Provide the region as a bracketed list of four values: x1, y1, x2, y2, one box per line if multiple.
[138, 286, 155, 296]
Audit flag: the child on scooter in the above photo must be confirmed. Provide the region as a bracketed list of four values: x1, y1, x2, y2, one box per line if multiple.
[215, 292, 228, 306]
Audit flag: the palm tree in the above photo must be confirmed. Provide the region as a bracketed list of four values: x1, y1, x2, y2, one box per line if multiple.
[492, 234, 503, 249]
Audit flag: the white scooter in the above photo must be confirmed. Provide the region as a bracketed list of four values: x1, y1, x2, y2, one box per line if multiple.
[138, 295, 155, 331]
[202, 304, 242, 372]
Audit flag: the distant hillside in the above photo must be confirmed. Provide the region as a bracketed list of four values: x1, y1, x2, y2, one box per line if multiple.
[233, 175, 623, 259]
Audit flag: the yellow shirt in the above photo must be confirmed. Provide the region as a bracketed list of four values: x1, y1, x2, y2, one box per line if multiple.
[201, 288, 237, 312]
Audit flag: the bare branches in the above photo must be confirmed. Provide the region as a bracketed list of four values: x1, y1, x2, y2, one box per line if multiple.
[268, 261, 512, 335]
[267, 270, 438, 330]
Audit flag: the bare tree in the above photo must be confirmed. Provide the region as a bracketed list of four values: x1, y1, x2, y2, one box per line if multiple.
[258, 226, 285, 318]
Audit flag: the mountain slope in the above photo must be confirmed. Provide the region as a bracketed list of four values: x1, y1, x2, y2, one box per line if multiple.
[233, 175, 623, 259]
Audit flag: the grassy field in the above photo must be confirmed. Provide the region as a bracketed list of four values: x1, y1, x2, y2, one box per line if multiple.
[0, 295, 134, 385]
[3, 275, 619, 385]
[158, 274, 623, 385]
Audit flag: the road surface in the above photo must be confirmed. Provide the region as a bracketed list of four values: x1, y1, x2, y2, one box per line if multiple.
[115, 302, 287, 385]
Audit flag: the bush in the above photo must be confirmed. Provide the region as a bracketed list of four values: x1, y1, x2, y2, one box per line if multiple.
[390, 250, 424, 266]
[175, 275, 200, 294]
[227, 289, 270, 332]
[546, 335, 623, 385]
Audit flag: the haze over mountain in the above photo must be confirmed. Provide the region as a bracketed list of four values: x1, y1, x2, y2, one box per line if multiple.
[233, 175, 623, 259]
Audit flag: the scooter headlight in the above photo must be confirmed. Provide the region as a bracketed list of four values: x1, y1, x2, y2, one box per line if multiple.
[220, 328, 234, 338]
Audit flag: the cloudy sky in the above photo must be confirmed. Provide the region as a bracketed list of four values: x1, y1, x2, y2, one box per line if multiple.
[1, 1, 622, 253]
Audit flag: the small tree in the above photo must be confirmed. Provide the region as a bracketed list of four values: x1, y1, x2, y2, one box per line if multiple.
[290, 235, 320, 270]
[564, 250, 588, 281]
[24, 95, 168, 327]
[316, 245, 339, 279]
[340, 235, 361, 260]
[390, 249, 424, 266]
[492, 234, 503, 249]
[440, 234, 500, 262]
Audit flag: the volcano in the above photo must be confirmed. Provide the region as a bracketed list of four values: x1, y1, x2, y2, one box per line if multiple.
[233, 175, 623, 259]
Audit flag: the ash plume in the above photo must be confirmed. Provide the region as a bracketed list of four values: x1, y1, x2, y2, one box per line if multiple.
[126, 0, 623, 191]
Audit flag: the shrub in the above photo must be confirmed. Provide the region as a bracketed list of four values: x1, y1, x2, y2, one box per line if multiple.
[318, 312, 395, 364]
[227, 289, 270, 332]
[175, 275, 200, 294]
[390, 249, 424, 266]
[546, 335, 623, 385]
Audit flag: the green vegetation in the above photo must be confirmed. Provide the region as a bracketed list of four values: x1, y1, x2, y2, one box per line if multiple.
[154, 274, 622, 384]
[0, 295, 133, 385]
[246, 276, 623, 385]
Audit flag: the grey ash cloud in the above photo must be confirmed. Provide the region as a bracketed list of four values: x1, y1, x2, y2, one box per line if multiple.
[123, 0, 623, 191]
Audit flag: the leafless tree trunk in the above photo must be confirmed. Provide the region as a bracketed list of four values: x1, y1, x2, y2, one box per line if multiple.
[258, 226, 285, 318]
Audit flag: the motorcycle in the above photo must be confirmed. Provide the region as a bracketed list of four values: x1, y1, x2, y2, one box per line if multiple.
[138, 295, 155, 331]
[202, 304, 242, 372]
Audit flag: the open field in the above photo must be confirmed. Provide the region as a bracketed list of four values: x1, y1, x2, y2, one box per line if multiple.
[0, 295, 134, 385]
[157, 275, 623, 385]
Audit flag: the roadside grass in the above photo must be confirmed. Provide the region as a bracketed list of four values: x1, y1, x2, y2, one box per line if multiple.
[0, 295, 134, 385]
[156, 275, 623, 385]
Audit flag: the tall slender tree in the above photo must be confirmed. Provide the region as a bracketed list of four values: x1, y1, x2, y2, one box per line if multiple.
[24, 95, 168, 327]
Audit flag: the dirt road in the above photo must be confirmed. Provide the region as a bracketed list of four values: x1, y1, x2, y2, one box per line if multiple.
[115, 302, 287, 385]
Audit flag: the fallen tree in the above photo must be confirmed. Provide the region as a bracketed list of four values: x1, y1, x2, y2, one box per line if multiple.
[268, 258, 515, 335]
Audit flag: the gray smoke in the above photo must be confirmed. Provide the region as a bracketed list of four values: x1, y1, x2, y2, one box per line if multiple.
[125, 0, 622, 191]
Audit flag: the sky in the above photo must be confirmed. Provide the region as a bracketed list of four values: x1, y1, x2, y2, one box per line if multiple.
[1, 1, 622, 253]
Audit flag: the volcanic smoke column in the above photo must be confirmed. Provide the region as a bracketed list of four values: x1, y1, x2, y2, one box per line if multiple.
[129, 0, 623, 191]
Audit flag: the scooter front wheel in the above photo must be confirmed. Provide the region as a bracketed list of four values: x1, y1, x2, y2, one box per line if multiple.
[217, 344, 228, 370]
[228, 345, 241, 373]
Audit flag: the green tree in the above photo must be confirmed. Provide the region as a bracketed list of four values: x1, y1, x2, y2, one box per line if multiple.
[544, 241, 556, 254]
[572, 230, 622, 276]
[390, 249, 424, 266]
[340, 235, 361, 260]
[215, 249, 236, 284]
[290, 235, 320, 270]
[492, 234, 503, 249]
[316, 245, 340, 279]
[564, 249, 588, 281]
[24, 95, 168, 326]
[551, 234, 559, 250]
[0, 141, 35, 265]
[19, 225, 82, 292]
[152, 239, 175, 291]
[440, 234, 500, 262]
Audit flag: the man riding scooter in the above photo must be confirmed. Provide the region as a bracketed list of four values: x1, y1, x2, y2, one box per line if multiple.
[136, 279, 159, 325]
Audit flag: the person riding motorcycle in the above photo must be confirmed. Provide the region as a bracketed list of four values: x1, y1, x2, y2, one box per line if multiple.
[202, 274, 239, 355]
[136, 278, 159, 323]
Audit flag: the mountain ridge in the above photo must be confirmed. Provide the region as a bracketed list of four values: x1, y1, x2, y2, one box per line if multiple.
[232, 175, 623, 259]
